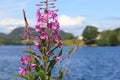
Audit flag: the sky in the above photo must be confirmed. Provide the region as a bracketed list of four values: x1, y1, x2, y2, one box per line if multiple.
[0, 0, 120, 36]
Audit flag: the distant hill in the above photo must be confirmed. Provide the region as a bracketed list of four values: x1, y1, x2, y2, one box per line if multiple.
[0, 33, 9, 38]
[8, 27, 37, 38]
[8, 27, 24, 38]
[0, 27, 75, 45]
[60, 30, 76, 40]
[8, 27, 75, 39]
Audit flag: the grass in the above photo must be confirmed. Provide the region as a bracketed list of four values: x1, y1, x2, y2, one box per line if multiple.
[62, 39, 85, 46]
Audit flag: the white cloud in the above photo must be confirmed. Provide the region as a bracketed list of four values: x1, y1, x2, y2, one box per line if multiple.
[58, 15, 86, 27]
[90, 24, 120, 32]
[0, 19, 24, 26]
[58, 15, 86, 36]
[0, 18, 34, 34]
[0, 25, 17, 34]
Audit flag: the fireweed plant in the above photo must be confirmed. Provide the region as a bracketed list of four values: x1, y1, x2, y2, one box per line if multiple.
[17, 0, 80, 80]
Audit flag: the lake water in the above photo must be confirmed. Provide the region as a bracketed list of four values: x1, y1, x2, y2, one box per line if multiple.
[0, 46, 120, 80]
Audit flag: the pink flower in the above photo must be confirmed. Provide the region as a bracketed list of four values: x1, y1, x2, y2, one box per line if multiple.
[57, 41, 62, 48]
[51, 31, 62, 47]
[19, 66, 26, 76]
[54, 37, 59, 42]
[34, 42, 40, 46]
[40, 27, 47, 32]
[21, 56, 32, 65]
[30, 64, 36, 68]
[43, 11, 48, 22]
[34, 42, 41, 50]
[36, 9, 41, 21]
[38, 32, 48, 40]
[51, 32, 59, 41]
[34, 55, 38, 59]
[46, 51, 51, 56]
[48, 11, 58, 20]
[51, 11, 57, 19]
[36, 28, 48, 40]
[49, 21, 59, 30]
[55, 56, 61, 61]
[35, 25, 41, 32]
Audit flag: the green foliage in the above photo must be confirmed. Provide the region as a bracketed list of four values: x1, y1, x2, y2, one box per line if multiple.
[57, 67, 64, 80]
[0, 37, 22, 45]
[64, 33, 75, 40]
[114, 28, 120, 45]
[60, 31, 76, 40]
[109, 31, 118, 46]
[97, 30, 118, 46]
[117, 31, 120, 45]
[97, 30, 111, 46]
[18, 47, 64, 80]
[82, 25, 98, 45]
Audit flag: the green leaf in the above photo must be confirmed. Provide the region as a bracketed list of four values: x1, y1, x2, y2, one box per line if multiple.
[51, 46, 58, 52]
[34, 69, 44, 80]
[12, 74, 27, 79]
[47, 48, 63, 77]
[47, 59, 57, 76]
[58, 48, 63, 56]
[50, 76, 53, 80]
[57, 67, 64, 80]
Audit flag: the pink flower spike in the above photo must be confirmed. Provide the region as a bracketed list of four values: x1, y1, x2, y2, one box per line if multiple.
[36, 9, 41, 20]
[19, 66, 26, 76]
[34, 42, 40, 46]
[55, 56, 61, 61]
[31, 64, 36, 68]
[34, 42, 41, 50]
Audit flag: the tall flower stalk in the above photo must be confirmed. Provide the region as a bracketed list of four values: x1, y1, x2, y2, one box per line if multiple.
[17, 0, 80, 80]
[18, 0, 65, 80]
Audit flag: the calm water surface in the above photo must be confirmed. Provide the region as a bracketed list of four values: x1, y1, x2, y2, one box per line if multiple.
[0, 46, 120, 80]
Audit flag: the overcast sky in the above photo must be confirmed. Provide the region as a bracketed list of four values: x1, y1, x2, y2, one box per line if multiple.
[0, 0, 120, 36]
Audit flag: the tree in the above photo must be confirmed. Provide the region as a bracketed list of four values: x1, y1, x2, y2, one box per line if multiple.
[109, 31, 118, 46]
[117, 31, 120, 45]
[97, 30, 118, 46]
[82, 25, 98, 45]
[115, 28, 120, 45]
[66, 33, 75, 39]
[97, 30, 111, 46]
